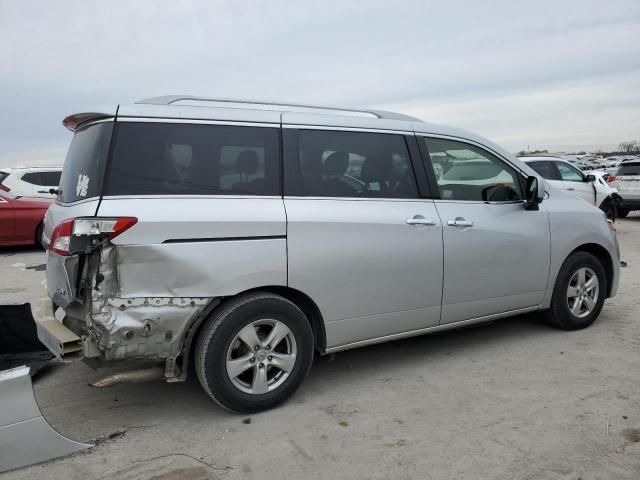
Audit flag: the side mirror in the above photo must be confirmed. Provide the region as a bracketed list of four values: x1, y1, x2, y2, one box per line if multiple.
[524, 176, 543, 210]
[585, 174, 596, 182]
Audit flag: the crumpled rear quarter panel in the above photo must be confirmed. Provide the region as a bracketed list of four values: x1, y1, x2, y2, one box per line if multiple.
[116, 239, 286, 298]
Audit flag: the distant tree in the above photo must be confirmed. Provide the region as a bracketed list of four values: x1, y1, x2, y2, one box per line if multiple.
[577, 151, 586, 155]
[618, 141, 639, 153]
[517, 150, 527, 156]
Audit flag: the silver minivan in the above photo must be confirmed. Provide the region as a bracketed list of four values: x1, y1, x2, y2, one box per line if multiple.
[34, 96, 620, 412]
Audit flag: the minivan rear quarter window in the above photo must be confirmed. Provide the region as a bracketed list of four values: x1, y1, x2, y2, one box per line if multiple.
[105, 122, 280, 196]
[59, 122, 113, 203]
[21, 171, 62, 186]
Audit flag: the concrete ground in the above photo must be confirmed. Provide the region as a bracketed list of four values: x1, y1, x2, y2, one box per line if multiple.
[1, 215, 640, 480]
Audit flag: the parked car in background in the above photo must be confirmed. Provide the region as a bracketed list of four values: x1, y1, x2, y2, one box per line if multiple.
[520, 156, 621, 220]
[607, 160, 640, 217]
[565, 158, 592, 171]
[585, 159, 606, 171]
[0, 167, 62, 199]
[0, 193, 52, 247]
[35, 96, 619, 413]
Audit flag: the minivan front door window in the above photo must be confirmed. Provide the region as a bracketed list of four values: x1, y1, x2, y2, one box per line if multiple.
[425, 137, 522, 203]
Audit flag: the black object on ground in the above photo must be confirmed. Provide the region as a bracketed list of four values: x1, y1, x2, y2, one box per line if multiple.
[0, 303, 54, 375]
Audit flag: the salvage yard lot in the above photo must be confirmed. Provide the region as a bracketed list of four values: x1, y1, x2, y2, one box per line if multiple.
[2, 215, 640, 480]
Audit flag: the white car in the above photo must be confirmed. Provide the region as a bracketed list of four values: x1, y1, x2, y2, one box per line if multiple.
[0, 167, 62, 199]
[520, 156, 620, 220]
[607, 160, 640, 217]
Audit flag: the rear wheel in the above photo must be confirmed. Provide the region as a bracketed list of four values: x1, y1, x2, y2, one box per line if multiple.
[617, 208, 630, 218]
[545, 252, 607, 330]
[195, 292, 314, 413]
[35, 223, 43, 248]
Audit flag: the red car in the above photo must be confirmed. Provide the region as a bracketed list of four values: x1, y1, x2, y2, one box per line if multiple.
[0, 194, 52, 247]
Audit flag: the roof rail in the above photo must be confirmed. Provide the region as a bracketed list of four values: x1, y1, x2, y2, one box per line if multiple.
[136, 95, 422, 122]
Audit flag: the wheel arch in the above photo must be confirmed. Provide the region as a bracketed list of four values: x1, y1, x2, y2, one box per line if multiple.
[181, 285, 327, 380]
[250, 286, 327, 353]
[570, 243, 614, 297]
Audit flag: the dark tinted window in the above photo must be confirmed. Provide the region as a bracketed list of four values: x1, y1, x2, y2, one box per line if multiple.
[527, 161, 557, 179]
[0, 171, 8, 184]
[39, 171, 61, 186]
[60, 122, 113, 202]
[284, 129, 418, 198]
[617, 162, 640, 176]
[21, 171, 61, 186]
[105, 123, 280, 196]
[21, 172, 40, 185]
[423, 137, 522, 202]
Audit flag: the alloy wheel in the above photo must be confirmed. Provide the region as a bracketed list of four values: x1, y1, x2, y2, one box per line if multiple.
[566, 267, 599, 318]
[226, 319, 297, 394]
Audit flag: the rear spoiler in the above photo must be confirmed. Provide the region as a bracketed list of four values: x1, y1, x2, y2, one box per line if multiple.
[62, 105, 118, 132]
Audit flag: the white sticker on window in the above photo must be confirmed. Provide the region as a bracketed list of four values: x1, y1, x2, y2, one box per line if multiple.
[76, 174, 90, 197]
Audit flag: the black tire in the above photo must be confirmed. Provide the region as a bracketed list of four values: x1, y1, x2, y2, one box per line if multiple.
[195, 292, 314, 413]
[35, 223, 44, 248]
[617, 208, 630, 218]
[545, 252, 607, 330]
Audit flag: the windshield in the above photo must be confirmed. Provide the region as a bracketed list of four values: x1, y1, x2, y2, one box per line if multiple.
[59, 122, 113, 202]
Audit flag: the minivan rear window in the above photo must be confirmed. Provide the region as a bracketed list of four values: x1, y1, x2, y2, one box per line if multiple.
[59, 122, 113, 203]
[104, 122, 280, 196]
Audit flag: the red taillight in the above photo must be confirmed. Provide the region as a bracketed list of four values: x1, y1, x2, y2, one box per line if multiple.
[0, 184, 10, 192]
[49, 218, 75, 256]
[49, 217, 137, 256]
[607, 175, 617, 183]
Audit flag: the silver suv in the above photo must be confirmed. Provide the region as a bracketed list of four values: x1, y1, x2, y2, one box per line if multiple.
[34, 96, 620, 412]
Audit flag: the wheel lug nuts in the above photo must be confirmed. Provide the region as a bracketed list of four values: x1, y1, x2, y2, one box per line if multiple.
[259, 363, 264, 368]
[268, 356, 272, 361]
[254, 345, 259, 351]
[250, 357, 255, 363]
[265, 345, 271, 350]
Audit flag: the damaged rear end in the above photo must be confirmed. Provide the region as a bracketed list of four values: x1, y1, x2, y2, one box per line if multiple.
[34, 107, 286, 383]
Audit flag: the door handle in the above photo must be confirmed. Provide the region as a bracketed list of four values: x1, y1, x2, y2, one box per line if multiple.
[447, 219, 474, 228]
[406, 216, 436, 226]
[566, 187, 575, 191]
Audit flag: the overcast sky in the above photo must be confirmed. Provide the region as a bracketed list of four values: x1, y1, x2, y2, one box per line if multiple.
[1, 0, 639, 167]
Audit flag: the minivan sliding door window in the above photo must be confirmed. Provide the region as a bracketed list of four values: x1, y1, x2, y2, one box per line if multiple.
[283, 129, 420, 199]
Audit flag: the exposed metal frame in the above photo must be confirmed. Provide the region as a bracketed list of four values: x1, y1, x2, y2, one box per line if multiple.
[137, 95, 423, 122]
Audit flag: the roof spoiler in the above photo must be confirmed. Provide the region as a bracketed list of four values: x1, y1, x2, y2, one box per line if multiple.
[62, 105, 118, 132]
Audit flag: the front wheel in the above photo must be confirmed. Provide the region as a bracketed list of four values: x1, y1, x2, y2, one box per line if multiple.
[545, 252, 607, 330]
[195, 292, 314, 413]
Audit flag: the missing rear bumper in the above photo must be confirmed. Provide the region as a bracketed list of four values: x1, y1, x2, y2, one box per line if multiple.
[31, 298, 81, 359]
